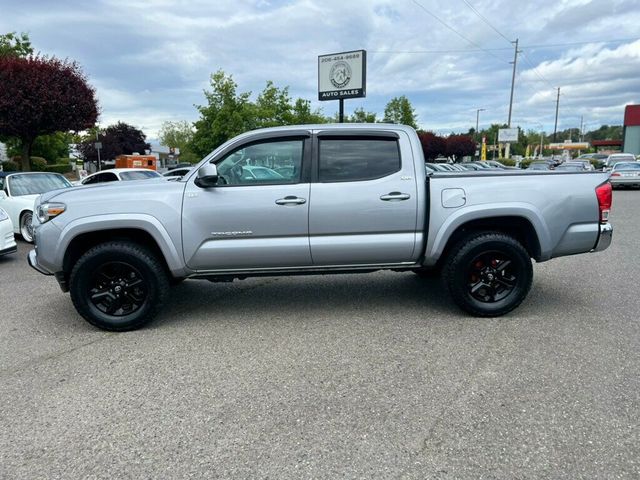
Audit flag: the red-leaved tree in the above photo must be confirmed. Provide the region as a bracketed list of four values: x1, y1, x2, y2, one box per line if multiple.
[0, 56, 98, 170]
[445, 134, 476, 161]
[417, 131, 446, 160]
[77, 122, 151, 162]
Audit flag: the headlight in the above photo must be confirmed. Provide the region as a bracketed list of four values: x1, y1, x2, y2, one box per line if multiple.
[0, 208, 8, 222]
[37, 202, 66, 223]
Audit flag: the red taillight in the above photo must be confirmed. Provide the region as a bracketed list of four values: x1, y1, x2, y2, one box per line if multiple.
[595, 182, 612, 223]
[610, 172, 621, 177]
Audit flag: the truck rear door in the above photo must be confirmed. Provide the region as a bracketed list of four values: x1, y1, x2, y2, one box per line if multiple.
[309, 131, 418, 265]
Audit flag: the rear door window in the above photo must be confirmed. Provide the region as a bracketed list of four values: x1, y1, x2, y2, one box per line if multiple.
[318, 138, 401, 182]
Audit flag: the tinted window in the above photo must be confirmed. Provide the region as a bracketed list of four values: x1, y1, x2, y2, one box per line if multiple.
[215, 139, 304, 186]
[98, 172, 119, 182]
[319, 138, 401, 182]
[119, 170, 161, 181]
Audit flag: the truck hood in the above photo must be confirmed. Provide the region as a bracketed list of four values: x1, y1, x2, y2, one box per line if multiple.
[39, 179, 177, 204]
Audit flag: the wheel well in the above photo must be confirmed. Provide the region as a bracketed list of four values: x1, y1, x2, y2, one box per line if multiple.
[63, 229, 171, 278]
[439, 216, 541, 264]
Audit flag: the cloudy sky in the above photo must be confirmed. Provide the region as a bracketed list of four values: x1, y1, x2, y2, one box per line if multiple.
[2, 0, 640, 140]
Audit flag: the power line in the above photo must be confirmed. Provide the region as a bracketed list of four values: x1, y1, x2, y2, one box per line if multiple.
[409, 0, 510, 63]
[461, 0, 512, 44]
[369, 36, 640, 55]
[368, 47, 511, 54]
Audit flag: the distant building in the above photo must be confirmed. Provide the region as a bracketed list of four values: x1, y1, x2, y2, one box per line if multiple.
[592, 139, 622, 154]
[623, 105, 640, 155]
[150, 144, 181, 169]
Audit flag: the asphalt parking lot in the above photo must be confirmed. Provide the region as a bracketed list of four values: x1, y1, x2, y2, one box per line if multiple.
[1, 191, 638, 479]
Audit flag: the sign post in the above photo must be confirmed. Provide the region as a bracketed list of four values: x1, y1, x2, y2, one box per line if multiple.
[318, 50, 366, 122]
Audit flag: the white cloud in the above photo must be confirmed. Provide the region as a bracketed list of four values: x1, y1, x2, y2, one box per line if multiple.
[1, 0, 639, 137]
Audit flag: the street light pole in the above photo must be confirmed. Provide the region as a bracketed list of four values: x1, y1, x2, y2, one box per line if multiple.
[475, 108, 485, 137]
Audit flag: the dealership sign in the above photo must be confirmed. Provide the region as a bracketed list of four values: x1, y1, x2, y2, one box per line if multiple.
[498, 128, 519, 143]
[318, 50, 366, 101]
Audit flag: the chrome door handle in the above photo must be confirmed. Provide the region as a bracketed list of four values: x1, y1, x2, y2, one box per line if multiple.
[275, 196, 307, 205]
[380, 192, 411, 201]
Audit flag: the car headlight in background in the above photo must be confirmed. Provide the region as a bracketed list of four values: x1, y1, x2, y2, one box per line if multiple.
[37, 203, 66, 223]
[0, 208, 8, 222]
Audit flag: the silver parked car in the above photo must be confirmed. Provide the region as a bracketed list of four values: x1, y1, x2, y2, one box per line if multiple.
[609, 162, 640, 189]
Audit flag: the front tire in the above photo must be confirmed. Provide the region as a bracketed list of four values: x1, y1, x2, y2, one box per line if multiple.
[442, 232, 533, 317]
[20, 211, 34, 243]
[69, 241, 169, 331]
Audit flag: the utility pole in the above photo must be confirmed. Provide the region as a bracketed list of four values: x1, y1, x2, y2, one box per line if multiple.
[505, 38, 520, 159]
[577, 115, 584, 156]
[475, 108, 485, 160]
[579, 115, 584, 141]
[553, 87, 560, 142]
[95, 128, 102, 172]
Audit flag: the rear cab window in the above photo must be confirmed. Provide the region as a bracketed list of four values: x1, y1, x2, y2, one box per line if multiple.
[318, 137, 401, 182]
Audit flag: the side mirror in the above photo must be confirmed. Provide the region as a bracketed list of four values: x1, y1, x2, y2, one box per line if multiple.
[0, 190, 6, 200]
[195, 163, 219, 188]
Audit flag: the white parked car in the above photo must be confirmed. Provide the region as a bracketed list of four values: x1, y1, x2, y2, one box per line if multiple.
[0, 207, 17, 256]
[80, 168, 163, 185]
[605, 153, 636, 169]
[0, 172, 73, 243]
[162, 167, 192, 181]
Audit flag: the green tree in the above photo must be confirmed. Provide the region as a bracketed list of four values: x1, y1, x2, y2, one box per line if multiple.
[0, 32, 33, 58]
[5, 131, 71, 163]
[191, 70, 256, 157]
[290, 98, 327, 125]
[350, 107, 377, 123]
[383, 95, 418, 128]
[254, 81, 293, 128]
[158, 120, 199, 163]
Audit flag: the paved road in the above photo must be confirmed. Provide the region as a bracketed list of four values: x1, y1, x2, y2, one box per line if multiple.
[1, 191, 638, 479]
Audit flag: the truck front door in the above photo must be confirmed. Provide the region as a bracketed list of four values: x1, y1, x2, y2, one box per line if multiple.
[182, 135, 312, 271]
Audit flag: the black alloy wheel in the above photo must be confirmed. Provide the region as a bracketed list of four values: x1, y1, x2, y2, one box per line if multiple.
[88, 261, 148, 316]
[69, 241, 169, 331]
[467, 251, 518, 303]
[442, 232, 533, 317]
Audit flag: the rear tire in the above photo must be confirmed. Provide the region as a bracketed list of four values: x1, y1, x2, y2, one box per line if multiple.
[442, 232, 532, 317]
[69, 241, 169, 331]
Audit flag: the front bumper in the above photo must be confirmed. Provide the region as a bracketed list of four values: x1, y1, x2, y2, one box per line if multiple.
[28, 248, 69, 291]
[28, 248, 52, 275]
[592, 223, 612, 252]
[0, 244, 17, 256]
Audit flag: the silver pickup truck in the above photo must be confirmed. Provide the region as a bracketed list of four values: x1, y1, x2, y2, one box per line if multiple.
[28, 124, 613, 331]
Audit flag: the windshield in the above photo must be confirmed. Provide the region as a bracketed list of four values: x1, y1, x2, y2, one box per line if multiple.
[119, 170, 161, 181]
[8, 173, 72, 196]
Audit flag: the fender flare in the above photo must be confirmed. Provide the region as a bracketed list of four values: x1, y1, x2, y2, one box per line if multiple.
[55, 213, 187, 276]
